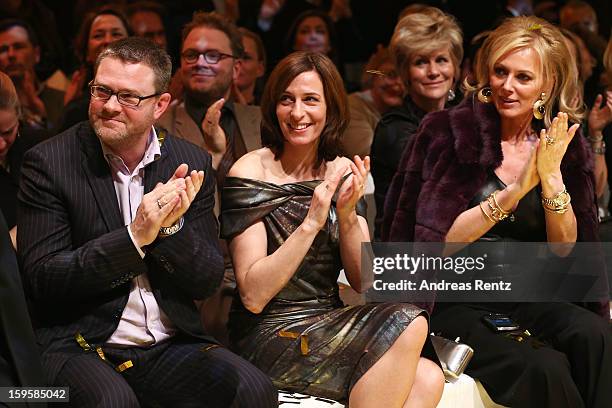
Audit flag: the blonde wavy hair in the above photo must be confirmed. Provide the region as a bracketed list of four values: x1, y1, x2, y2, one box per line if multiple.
[0, 71, 20, 117]
[390, 7, 463, 86]
[466, 16, 584, 127]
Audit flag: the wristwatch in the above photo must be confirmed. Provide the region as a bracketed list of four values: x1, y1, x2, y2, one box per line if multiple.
[159, 217, 184, 237]
[541, 186, 571, 210]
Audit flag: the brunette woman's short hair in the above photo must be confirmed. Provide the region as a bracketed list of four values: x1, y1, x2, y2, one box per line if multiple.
[260, 51, 348, 165]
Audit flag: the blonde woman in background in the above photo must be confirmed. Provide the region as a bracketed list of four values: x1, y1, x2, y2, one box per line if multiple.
[0, 71, 48, 248]
[370, 6, 463, 238]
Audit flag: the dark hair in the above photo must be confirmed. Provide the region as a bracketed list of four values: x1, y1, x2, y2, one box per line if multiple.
[261, 51, 347, 165]
[95, 37, 171, 93]
[126, 1, 165, 20]
[75, 6, 132, 65]
[0, 18, 39, 47]
[238, 27, 266, 68]
[181, 11, 243, 58]
[284, 10, 339, 67]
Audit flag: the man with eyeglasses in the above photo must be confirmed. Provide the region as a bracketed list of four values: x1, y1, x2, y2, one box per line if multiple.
[157, 12, 263, 347]
[17, 37, 277, 408]
[157, 11, 262, 194]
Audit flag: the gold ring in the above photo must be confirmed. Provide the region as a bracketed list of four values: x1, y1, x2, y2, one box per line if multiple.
[545, 134, 555, 146]
[157, 199, 164, 209]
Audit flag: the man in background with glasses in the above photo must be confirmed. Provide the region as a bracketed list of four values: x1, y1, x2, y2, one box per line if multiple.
[17, 37, 276, 408]
[157, 11, 263, 346]
[158, 11, 262, 192]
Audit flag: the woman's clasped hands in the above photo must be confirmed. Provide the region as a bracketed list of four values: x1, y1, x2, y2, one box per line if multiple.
[303, 156, 370, 232]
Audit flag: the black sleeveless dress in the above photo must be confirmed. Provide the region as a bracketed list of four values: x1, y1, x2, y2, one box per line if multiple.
[221, 176, 428, 401]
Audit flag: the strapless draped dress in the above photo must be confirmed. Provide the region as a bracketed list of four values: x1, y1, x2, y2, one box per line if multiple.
[221, 176, 428, 401]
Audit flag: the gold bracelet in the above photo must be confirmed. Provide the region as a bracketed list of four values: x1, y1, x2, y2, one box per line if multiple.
[479, 201, 496, 223]
[486, 191, 512, 222]
[541, 186, 571, 213]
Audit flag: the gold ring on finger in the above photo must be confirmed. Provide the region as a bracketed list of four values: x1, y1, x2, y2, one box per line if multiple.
[157, 199, 164, 209]
[545, 135, 555, 146]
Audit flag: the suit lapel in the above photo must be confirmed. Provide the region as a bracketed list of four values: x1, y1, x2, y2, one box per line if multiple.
[175, 103, 205, 149]
[79, 124, 124, 231]
[144, 134, 170, 192]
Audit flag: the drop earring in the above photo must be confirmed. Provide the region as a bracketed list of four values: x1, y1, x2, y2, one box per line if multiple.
[478, 87, 492, 103]
[533, 92, 546, 120]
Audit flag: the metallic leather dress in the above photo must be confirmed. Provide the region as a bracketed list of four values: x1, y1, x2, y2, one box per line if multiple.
[221, 176, 427, 401]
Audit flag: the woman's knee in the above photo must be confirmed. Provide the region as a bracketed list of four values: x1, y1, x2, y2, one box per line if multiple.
[415, 357, 445, 397]
[397, 315, 428, 351]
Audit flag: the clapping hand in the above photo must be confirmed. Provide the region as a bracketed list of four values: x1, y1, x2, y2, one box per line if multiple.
[201, 98, 227, 169]
[20, 70, 47, 119]
[336, 156, 370, 219]
[130, 164, 204, 247]
[588, 92, 612, 136]
[537, 112, 580, 181]
[303, 166, 347, 232]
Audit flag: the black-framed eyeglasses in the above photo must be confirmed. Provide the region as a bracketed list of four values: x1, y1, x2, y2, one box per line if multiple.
[181, 49, 236, 64]
[89, 82, 160, 107]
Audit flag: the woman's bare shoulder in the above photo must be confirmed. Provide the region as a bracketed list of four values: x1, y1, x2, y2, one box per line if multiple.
[228, 148, 274, 179]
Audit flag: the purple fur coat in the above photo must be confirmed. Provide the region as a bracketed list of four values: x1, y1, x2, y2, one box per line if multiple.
[381, 94, 609, 317]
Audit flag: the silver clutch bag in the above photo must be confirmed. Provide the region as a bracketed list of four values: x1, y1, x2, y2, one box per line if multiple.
[430, 334, 474, 383]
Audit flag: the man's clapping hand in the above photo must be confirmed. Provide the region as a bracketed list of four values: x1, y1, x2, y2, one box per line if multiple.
[130, 164, 205, 247]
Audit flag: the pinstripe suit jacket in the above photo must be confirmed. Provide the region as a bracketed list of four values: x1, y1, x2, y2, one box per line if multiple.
[17, 121, 224, 382]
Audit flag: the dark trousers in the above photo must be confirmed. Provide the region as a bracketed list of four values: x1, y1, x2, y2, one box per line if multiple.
[432, 302, 612, 408]
[49, 338, 277, 408]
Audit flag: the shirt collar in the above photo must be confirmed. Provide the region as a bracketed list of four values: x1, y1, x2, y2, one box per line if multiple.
[101, 126, 161, 173]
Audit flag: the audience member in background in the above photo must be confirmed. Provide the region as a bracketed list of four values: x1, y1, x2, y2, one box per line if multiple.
[0, 0, 67, 81]
[559, 0, 607, 106]
[235, 0, 315, 69]
[561, 28, 596, 85]
[342, 46, 403, 158]
[384, 16, 612, 408]
[284, 10, 341, 70]
[222, 51, 443, 407]
[561, 28, 609, 201]
[157, 12, 260, 191]
[0, 71, 48, 247]
[371, 7, 463, 239]
[59, 6, 130, 132]
[602, 36, 612, 217]
[234, 28, 266, 106]
[157, 12, 262, 344]
[127, 1, 167, 50]
[560, 0, 598, 34]
[0, 19, 65, 129]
